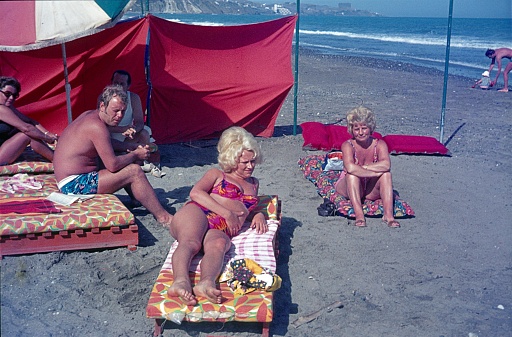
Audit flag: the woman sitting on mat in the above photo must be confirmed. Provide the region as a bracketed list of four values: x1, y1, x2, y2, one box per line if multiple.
[0, 76, 57, 165]
[334, 106, 400, 228]
[167, 126, 268, 305]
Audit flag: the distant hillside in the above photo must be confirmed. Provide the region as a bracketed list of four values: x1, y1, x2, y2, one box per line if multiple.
[126, 0, 381, 16]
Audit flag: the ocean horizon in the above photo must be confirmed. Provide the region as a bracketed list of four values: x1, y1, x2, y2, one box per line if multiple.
[124, 13, 511, 81]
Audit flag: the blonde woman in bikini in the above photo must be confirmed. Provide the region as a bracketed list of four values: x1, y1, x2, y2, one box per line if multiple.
[335, 106, 399, 228]
[167, 126, 268, 305]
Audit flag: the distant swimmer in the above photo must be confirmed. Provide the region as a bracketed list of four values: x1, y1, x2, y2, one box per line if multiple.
[485, 48, 512, 92]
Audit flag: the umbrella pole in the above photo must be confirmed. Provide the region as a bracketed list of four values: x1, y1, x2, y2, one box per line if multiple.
[439, 0, 454, 143]
[293, 2, 300, 135]
[61, 43, 73, 124]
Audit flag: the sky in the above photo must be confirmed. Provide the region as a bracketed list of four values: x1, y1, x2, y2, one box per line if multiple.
[310, 0, 512, 18]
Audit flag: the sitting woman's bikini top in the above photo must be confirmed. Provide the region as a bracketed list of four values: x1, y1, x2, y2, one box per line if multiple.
[349, 138, 379, 165]
[210, 173, 259, 211]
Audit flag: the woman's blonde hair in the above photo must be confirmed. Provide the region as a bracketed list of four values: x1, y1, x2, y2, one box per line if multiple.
[217, 127, 263, 172]
[346, 106, 377, 134]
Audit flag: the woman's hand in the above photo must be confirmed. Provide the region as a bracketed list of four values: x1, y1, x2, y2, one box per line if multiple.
[225, 210, 245, 236]
[250, 213, 268, 234]
[122, 125, 137, 139]
[44, 131, 58, 144]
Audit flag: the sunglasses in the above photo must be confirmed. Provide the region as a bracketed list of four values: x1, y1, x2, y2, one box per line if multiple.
[0, 89, 19, 100]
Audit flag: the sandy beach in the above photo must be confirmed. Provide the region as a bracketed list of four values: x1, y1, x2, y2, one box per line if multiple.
[1, 50, 511, 337]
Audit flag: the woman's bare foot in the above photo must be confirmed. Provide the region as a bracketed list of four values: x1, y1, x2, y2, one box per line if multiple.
[193, 280, 222, 304]
[382, 218, 400, 228]
[167, 280, 197, 306]
[497, 88, 509, 92]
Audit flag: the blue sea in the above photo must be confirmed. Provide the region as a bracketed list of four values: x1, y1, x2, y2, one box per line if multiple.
[128, 13, 511, 79]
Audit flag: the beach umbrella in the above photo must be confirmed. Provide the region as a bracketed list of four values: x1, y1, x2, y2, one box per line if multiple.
[0, 0, 136, 123]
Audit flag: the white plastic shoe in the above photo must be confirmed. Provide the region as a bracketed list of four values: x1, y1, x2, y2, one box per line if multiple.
[151, 165, 166, 178]
[141, 161, 153, 173]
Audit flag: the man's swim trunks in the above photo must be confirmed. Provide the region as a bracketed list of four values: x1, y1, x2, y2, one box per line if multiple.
[58, 172, 99, 195]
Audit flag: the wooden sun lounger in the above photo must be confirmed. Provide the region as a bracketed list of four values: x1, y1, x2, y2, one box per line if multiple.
[146, 195, 281, 337]
[0, 173, 137, 258]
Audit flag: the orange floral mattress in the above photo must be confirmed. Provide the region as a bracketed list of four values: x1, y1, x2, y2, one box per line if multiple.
[146, 195, 280, 324]
[0, 174, 134, 236]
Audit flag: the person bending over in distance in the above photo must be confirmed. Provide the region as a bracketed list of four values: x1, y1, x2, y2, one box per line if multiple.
[334, 106, 399, 228]
[485, 48, 512, 92]
[53, 85, 173, 226]
[0, 76, 57, 165]
[167, 126, 268, 305]
[108, 69, 164, 177]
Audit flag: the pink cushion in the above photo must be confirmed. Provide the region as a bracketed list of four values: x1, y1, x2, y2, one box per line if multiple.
[383, 135, 450, 155]
[301, 122, 385, 151]
[300, 122, 330, 150]
[326, 125, 351, 150]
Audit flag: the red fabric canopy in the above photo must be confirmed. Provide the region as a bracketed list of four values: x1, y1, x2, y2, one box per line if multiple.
[0, 15, 296, 143]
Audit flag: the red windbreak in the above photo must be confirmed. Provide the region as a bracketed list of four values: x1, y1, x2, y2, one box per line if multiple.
[148, 15, 296, 143]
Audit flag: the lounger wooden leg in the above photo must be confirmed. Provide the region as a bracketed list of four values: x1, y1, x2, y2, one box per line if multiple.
[262, 322, 270, 337]
[153, 319, 164, 336]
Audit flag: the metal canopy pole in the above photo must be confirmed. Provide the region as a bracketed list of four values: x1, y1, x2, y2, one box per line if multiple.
[61, 43, 73, 124]
[439, 0, 454, 143]
[292, 0, 300, 135]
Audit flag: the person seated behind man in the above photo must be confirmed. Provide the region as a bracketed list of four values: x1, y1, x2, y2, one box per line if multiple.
[167, 126, 269, 306]
[53, 84, 173, 226]
[108, 69, 164, 177]
[0, 76, 58, 165]
[334, 106, 400, 228]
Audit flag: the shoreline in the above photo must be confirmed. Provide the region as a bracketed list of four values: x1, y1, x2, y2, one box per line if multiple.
[1, 50, 511, 337]
[297, 46, 475, 81]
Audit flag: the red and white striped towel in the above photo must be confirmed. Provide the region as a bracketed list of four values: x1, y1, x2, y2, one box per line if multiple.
[162, 219, 279, 275]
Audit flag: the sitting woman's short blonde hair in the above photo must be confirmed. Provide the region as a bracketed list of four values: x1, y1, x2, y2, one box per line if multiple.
[346, 106, 377, 134]
[217, 127, 263, 172]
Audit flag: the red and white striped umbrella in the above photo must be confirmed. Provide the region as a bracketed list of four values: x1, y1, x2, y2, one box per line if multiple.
[0, 0, 135, 51]
[0, 0, 136, 123]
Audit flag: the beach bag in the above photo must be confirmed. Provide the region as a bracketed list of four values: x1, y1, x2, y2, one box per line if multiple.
[322, 151, 344, 171]
[317, 198, 337, 216]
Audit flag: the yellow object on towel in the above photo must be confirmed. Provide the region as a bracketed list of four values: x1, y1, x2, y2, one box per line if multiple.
[222, 258, 281, 296]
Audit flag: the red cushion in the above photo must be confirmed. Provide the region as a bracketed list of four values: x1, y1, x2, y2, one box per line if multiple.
[327, 125, 384, 150]
[301, 122, 386, 151]
[300, 122, 330, 150]
[326, 125, 351, 150]
[383, 135, 450, 155]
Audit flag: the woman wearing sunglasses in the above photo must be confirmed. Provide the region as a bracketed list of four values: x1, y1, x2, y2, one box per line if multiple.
[0, 76, 57, 165]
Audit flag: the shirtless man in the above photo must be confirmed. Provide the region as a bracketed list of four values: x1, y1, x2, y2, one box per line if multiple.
[486, 48, 512, 92]
[53, 85, 173, 226]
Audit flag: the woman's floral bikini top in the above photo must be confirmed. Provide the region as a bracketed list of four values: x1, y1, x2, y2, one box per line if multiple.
[349, 138, 379, 165]
[210, 173, 259, 211]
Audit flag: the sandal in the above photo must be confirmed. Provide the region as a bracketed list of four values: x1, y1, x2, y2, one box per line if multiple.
[383, 219, 400, 228]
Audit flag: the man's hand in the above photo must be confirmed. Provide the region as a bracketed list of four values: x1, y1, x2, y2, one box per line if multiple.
[128, 145, 150, 161]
